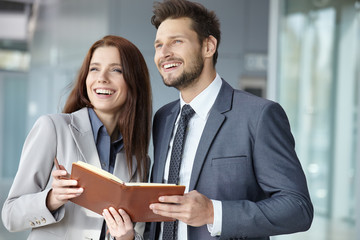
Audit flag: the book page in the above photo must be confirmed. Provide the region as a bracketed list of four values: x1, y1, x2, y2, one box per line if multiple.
[74, 161, 124, 183]
[73, 161, 176, 186]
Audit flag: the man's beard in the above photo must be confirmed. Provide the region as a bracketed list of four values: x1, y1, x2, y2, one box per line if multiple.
[161, 53, 204, 90]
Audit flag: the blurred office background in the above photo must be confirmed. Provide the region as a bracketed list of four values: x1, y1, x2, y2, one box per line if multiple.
[0, 0, 359, 239]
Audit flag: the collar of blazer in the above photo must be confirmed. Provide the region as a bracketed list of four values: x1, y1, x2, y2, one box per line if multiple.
[156, 79, 234, 189]
[67, 107, 137, 182]
[68, 107, 102, 170]
[188, 79, 233, 190]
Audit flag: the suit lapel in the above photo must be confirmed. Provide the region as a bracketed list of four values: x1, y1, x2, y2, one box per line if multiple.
[68, 108, 101, 169]
[189, 80, 234, 191]
[154, 104, 180, 183]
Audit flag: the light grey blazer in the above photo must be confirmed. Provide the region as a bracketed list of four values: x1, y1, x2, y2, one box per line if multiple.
[146, 80, 313, 240]
[2, 107, 144, 240]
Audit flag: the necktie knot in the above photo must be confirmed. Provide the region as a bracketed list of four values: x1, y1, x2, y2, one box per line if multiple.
[180, 104, 195, 121]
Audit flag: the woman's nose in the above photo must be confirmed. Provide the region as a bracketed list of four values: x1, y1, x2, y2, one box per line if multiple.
[97, 71, 108, 83]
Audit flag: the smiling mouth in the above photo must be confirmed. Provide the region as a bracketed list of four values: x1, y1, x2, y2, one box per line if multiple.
[95, 89, 114, 95]
[163, 62, 181, 70]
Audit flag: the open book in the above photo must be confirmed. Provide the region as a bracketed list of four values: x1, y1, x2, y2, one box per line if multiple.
[69, 161, 185, 222]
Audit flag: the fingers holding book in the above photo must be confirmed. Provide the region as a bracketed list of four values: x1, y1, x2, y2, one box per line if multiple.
[103, 207, 135, 240]
[149, 190, 214, 227]
[46, 158, 84, 212]
[53, 157, 70, 179]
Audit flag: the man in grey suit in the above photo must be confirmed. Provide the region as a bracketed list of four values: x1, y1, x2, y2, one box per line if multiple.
[146, 0, 313, 239]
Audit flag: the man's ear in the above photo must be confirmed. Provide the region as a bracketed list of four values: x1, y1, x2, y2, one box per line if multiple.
[203, 35, 217, 58]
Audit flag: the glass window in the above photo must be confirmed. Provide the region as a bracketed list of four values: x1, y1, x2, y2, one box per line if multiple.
[279, 5, 336, 216]
[275, 0, 359, 238]
[0, 72, 28, 178]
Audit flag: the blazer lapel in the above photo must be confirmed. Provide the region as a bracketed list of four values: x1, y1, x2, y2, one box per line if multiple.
[189, 80, 233, 191]
[68, 108, 136, 182]
[154, 103, 180, 183]
[68, 108, 101, 169]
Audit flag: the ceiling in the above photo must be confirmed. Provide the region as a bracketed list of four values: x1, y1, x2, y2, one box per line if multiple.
[0, 0, 39, 51]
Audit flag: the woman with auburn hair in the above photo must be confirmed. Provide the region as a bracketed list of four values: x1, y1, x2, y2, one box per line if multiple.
[2, 35, 152, 240]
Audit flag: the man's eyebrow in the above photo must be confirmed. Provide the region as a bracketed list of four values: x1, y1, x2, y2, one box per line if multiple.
[154, 35, 186, 45]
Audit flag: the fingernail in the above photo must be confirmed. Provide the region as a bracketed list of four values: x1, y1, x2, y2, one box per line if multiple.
[159, 196, 164, 201]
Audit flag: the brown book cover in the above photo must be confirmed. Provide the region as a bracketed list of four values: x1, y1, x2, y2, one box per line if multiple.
[69, 161, 185, 222]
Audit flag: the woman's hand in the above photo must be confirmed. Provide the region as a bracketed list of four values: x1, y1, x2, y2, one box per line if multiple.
[46, 165, 83, 211]
[103, 207, 135, 240]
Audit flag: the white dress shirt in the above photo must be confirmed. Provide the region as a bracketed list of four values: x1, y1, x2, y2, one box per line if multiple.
[160, 73, 223, 239]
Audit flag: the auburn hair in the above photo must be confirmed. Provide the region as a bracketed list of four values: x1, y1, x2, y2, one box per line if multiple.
[63, 35, 152, 181]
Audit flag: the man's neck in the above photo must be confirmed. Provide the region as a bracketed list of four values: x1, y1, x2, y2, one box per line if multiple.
[180, 68, 217, 103]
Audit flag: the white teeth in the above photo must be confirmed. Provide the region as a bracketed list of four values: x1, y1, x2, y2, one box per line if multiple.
[164, 63, 181, 69]
[95, 89, 114, 95]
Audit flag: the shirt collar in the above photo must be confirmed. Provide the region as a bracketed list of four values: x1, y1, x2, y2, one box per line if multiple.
[179, 73, 222, 121]
[88, 108, 123, 145]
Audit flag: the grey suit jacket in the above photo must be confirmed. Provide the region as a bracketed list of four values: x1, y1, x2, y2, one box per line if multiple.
[2, 107, 144, 240]
[146, 80, 313, 240]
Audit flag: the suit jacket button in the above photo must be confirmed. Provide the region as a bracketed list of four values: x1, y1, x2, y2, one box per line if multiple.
[29, 221, 35, 227]
[35, 220, 41, 225]
[41, 217, 46, 223]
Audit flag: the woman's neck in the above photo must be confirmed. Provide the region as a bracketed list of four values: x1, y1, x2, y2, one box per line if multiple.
[93, 109, 120, 138]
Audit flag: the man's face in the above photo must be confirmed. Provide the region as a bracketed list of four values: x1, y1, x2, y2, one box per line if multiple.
[154, 17, 204, 90]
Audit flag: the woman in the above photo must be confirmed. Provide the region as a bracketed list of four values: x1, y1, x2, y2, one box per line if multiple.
[2, 35, 152, 240]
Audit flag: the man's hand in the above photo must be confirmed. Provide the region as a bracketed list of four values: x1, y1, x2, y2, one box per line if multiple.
[149, 190, 214, 227]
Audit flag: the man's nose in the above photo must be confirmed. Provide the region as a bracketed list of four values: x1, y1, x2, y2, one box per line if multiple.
[159, 44, 173, 58]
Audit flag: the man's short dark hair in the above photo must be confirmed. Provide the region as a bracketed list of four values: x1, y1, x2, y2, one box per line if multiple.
[151, 0, 221, 66]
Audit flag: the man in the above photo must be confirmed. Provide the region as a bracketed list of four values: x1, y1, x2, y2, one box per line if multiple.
[147, 0, 313, 239]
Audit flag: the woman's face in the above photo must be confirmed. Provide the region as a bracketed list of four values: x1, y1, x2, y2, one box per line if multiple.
[86, 46, 128, 117]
